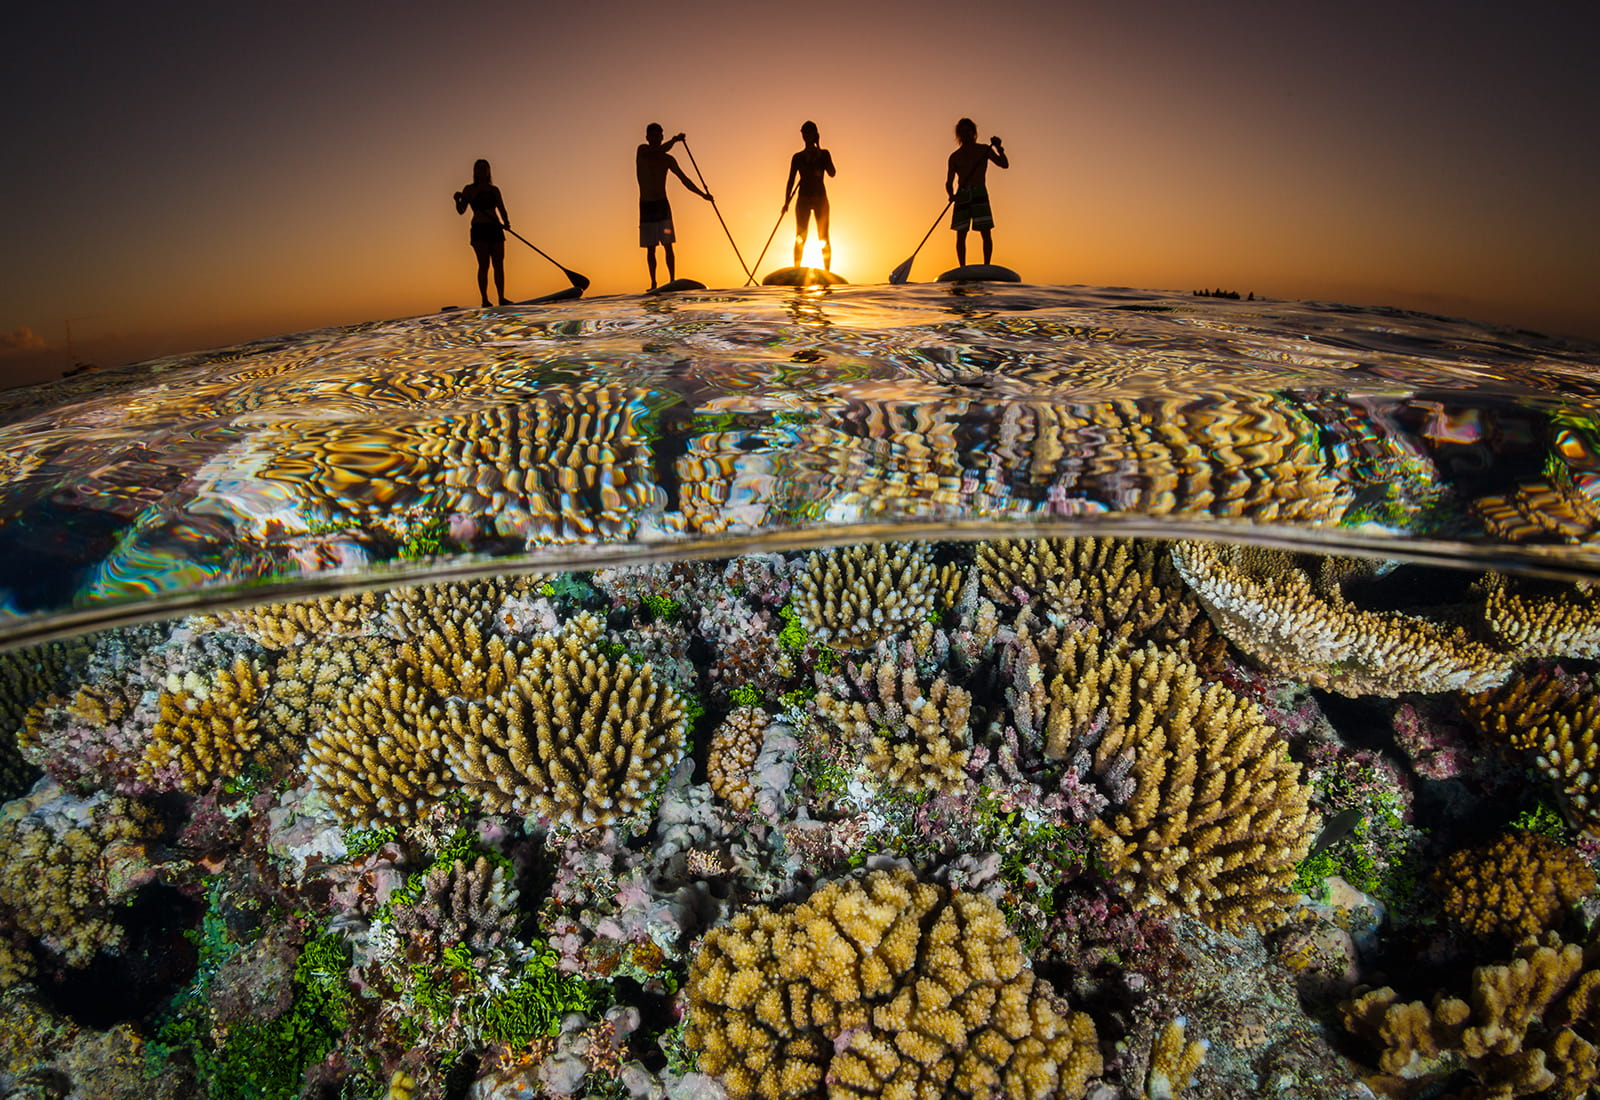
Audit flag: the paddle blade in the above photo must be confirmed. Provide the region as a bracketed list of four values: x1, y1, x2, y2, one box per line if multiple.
[563, 268, 591, 292]
[888, 257, 913, 285]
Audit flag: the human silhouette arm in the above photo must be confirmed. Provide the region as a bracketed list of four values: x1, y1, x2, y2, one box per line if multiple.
[669, 157, 712, 201]
[945, 155, 958, 199]
[989, 137, 1009, 169]
[824, 150, 836, 177]
[454, 189, 469, 214]
[665, 132, 686, 150]
[784, 154, 799, 210]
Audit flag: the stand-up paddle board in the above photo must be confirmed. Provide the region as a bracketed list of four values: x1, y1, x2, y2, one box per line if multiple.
[937, 264, 1021, 283]
[761, 267, 847, 287]
[648, 279, 707, 294]
[515, 286, 585, 305]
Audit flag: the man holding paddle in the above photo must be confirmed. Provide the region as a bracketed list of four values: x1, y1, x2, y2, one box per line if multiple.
[946, 118, 1009, 267]
[636, 123, 713, 291]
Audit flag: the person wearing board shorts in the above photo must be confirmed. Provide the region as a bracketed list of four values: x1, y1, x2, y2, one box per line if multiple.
[635, 123, 713, 290]
[944, 117, 1009, 266]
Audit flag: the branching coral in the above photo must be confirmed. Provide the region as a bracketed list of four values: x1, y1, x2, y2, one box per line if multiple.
[384, 575, 537, 639]
[262, 636, 396, 746]
[792, 542, 947, 652]
[201, 591, 380, 650]
[1482, 575, 1600, 661]
[976, 536, 1208, 649]
[1462, 667, 1600, 829]
[684, 867, 1102, 1100]
[814, 646, 973, 794]
[1030, 624, 1312, 931]
[1434, 831, 1596, 941]
[1146, 1018, 1207, 1100]
[1341, 932, 1600, 1097]
[0, 640, 91, 799]
[137, 658, 270, 794]
[1172, 540, 1517, 696]
[389, 856, 522, 969]
[707, 707, 768, 812]
[0, 783, 162, 967]
[441, 613, 685, 827]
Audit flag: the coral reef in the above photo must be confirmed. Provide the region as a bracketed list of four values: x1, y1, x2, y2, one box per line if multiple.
[814, 645, 973, 794]
[1462, 666, 1600, 829]
[0, 782, 161, 967]
[1482, 575, 1600, 660]
[137, 657, 271, 794]
[261, 635, 396, 745]
[389, 856, 523, 969]
[683, 867, 1102, 1100]
[1146, 1018, 1207, 1100]
[201, 590, 380, 649]
[707, 706, 768, 812]
[1341, 932, 1600, 1098]
[1434, 831, 1595, 942]
[1172, 540, 1517, 695]
[791, 542, 948, 652]
[1029, 624, 1313, 931]
[442, 612, 686, 827]
[0, 640, 91, 798]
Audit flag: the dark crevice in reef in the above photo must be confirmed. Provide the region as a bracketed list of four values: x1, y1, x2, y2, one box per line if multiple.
[32, 883, 201, 1030]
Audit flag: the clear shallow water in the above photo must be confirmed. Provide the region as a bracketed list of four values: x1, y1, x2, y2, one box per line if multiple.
[2, 282, 1600, 643]
[4, 286, 1600, 1099]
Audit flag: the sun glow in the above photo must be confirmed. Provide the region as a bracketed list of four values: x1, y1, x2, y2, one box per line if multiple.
[794, 230, 846, 277]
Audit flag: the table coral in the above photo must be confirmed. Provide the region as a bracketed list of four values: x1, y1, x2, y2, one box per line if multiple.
[1341, 932, 1600, 1097]
[1033, 625, 1312, 932]
[1171, 540, 1517, 696]
[792, 542, 948, 652]
[683, 867, 1102, 1100]
[1482, 574, 1600, 661]
[1435, 831, 1596, 942]
[441, 612, 685, 828]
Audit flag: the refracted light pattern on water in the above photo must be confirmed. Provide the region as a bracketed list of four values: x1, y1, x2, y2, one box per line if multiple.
[1, 282, 1599, 638]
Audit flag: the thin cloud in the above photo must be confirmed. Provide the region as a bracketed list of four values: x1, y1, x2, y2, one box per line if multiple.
[0, 327, 48, 354]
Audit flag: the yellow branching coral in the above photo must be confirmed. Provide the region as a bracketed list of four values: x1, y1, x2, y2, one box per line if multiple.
[137, 658, 270, 794]
[441, 613, 685, 827]
[262, 636, 396, 746]
[976, 536, 1207, 649]
[1146, 1018, 1207, 1100]
[1038, 625, 1312, 932]
[1462, 670, 1600, 829]
[0, 937, 32, 989]
[708, 707, 767, 812]
[1434, 832, 1596, 941]
[399, 616, 524, 703]
[1482, 575, 1600, 661]
[0, 785, 161, 967]
[1341, 933, 1600, 1097]
[684, 868, 1102, 1100]
[1171, 540, 1517, 696]
[815, 655, 972, 794]
[383, 576, 538, 638]
[792, 542, 942, 652]
[201, 590, 380, 650]
[0, 641, 91, 799]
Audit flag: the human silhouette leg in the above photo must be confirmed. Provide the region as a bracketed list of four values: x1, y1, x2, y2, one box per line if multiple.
[646, 245, 658, 290]
[474, 243, 492, 307]
[979, 229, 993, 265]
[491, 243, 508, 304]
[955, 228, 969, 267]
[817, 207, 832, 271]
[664, 243, 677, 283]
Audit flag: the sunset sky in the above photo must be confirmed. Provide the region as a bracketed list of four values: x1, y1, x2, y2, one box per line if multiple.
[2, 1, 1596, 387]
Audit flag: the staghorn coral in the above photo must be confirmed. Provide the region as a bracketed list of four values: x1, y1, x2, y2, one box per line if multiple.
[1462, 668, 1600, 829]
[441, 613, 685, 828]
[0, 783, 162, 967]
[303, 664, 453, 828]
[1146, 1018, 1207, 1100]
[814, 645, 973, 794]
[792, 542, 944, 652]
[976, 536, 1208, 648]
[707, 707, 768, 812]
[1034, 624, 1312, 931]
[1435, 832, 1596, 942]
[1172, 540, 1517, 696]
[137, 658, 270, 794]
[684, 867, 1102, 1100]
[201, 590, 380, 649]
[1341, 932, 1600, 1098]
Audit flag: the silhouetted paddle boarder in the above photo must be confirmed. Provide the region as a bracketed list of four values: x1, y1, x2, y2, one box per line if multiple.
[453, 159, 511, 307]
[785, 121, 836, 270]
[636, 123, 713, 290]
[945, 119, 1008, 266]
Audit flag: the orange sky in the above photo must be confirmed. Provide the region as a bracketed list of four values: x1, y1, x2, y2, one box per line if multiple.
[2, 1, 1597, 387]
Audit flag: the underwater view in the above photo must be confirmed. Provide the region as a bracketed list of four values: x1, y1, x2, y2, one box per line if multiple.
[4, 283, 1600, 1100]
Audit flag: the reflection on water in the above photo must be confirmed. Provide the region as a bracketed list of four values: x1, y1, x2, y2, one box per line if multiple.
[0, 538, 1599, 1097]
[1, 284, 1599, 638]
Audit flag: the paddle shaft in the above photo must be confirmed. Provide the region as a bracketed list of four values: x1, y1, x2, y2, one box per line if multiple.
[889, 199, 954, 284]
[680, 140, 755, 284]
[746, 182, 799, 287]
[505, 227, 590, 291]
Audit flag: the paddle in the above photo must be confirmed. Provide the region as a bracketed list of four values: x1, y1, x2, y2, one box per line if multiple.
[888, 199, 954, 285]
[746, 181, 798, 287]
[679, 139, 755, 285]
[505, 227, 590, 292]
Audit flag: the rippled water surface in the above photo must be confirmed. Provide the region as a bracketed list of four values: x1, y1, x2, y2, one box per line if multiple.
[3, 282, 1600, 641]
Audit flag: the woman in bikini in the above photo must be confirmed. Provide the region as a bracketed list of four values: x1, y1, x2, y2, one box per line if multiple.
[453, 159, 511, 307]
